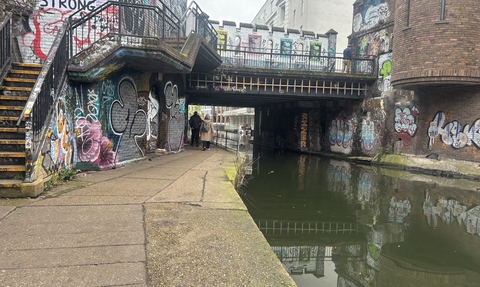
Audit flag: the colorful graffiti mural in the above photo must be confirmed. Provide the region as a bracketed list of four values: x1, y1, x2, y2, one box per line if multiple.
[353, 0, 391, 33]
[361, 113, 375, 152]
[428, 111, 480, 150]
[394, 105, 419, 142]
[164, 81, 185, 152]
[329, 117, 357, 154]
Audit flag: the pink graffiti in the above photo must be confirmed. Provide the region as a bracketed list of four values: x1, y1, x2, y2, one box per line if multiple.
[394, 106, 418, 138]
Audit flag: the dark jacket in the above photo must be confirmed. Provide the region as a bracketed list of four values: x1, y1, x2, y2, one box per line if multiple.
[189, 114, 202, 129]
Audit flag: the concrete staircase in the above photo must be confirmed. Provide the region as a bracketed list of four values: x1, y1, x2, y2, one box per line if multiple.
[0, 62, 40, 197]
[164, 36, 187, 50]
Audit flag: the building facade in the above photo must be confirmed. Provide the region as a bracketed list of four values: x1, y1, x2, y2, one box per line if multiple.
[251, 0, 356, 53]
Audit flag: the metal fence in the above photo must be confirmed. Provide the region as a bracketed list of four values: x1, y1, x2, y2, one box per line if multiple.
[0, 15, 11, 82]
[69, 1, 182, 57]
[218, 46, 375, 75]
[183, 1, 218, 50]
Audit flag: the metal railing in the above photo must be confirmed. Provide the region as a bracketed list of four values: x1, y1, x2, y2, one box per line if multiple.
[68, 1, 182, 57]
[213, 130, 253, 153]
[0, 15, 12, 82]
[218, 45, 375, 75]
[183, 1, 218, 50]
[16, 20, 70, 182]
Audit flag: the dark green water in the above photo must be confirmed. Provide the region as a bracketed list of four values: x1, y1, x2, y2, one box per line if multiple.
[242, 147, 480, 287]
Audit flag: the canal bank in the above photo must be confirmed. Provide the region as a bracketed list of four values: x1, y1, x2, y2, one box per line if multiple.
[0, 146, 296, 287]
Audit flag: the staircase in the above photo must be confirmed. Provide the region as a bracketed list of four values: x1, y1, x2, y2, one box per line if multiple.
[164, 36, 188, 51]
[0, 62, 40, 196]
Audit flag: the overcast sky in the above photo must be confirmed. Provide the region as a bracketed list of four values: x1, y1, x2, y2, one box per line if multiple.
[188, 0, 266, 24]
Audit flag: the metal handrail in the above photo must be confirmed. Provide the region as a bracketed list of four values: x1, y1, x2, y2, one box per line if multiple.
[182, 0, 218, 50]
[218, 45, 375, 75]
[15, 19, 70, 182]
[68, 1, 182, 57]
[0, 14, 12, 83]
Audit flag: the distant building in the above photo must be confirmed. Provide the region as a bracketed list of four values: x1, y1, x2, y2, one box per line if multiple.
[251, 0, 356, 53]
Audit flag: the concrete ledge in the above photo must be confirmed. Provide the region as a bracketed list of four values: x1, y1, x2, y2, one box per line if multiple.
[20, 178, 44, 198]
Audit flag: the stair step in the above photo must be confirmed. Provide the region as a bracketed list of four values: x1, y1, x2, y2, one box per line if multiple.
[0, 139, 25, 145]
[3, 77, 36, 84]
[0, 106, 25, 111]
[0, 86, 32, 92]
[0, 152, 25, 158]
[13, 62, 42, 69]
[0, 95, 29, 101]
[0, 116, 21, 121]
[9, 70, 40, 75]
[0, 179, 23, 187]
[0, 165, 25, 172]
[0, 127, 26, 133]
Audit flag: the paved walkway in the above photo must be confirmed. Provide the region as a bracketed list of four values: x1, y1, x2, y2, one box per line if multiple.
[0, 146, 296, 287]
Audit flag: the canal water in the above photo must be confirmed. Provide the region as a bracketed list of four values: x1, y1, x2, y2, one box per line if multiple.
[241, 146, 480, 287]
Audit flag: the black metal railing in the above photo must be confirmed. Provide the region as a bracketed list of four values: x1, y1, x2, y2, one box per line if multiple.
[68, 1, 182, 57]
[16, 20, 70, 182]
[218, 45, 375, 75]
[183, 1, 218, 50]
[0, 15, 12, 82]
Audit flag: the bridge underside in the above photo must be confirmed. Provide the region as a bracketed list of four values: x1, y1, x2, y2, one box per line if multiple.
[186, 71, 375, 106]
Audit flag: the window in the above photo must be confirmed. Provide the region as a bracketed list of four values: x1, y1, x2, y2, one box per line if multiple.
[406, 0, 410, 26]
[302, 0, 305, 15]
[280, 5, 286, 23]
[440, 0, 446, 20]
[293, 10, 296, 26]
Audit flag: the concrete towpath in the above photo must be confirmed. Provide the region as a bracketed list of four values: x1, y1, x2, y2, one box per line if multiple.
[0, 146, 296, 287]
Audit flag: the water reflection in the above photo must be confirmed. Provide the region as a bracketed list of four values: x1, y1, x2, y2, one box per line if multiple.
[243, 147, 480, 286]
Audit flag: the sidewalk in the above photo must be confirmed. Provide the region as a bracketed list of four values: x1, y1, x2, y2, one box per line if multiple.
[0, 146, 296, 287]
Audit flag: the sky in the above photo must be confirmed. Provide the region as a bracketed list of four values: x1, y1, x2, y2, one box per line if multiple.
[187, 0, 266, 24]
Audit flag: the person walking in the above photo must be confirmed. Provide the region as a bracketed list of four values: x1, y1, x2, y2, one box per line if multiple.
[343, 44, 352, 73]
[189, 111, 202, 147]
[200, 114, 214, 151]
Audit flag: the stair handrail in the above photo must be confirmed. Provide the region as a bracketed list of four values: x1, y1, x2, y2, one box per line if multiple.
[16, 19, 69, 182]
[0, 14, 12, 83]
[181, 1, 218, 50]
[68, 1, 182, 57]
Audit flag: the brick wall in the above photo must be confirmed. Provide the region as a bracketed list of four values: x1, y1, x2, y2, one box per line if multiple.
[392, 0, 480, 86]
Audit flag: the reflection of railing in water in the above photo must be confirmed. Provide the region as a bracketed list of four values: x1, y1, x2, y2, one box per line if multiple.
[257, 220, 360, 235]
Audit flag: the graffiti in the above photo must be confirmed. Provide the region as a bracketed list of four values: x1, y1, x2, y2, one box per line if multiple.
[218, 30, 228, 50]
[248, 34, 262, 52]
[377, 52, 392, 92]
[298, 155, 306, 191]
[164, 81, 185, 152]
[423, 191, 480, 236]
[39, 0, 100, 12]
[388, 195, 411, 226]
[280, 38, 292, 56]
[361, 113, 375, 151]
[329, 117, 357, 154]
[353, 1, 390, 33]
[300, 113, 308, 149]
[394, 106, 419, 142]
[358, 171, 373, 201]
[327, 160, 353, 202]
[213, 85, 246, 93]
[146, 86, 159, 151]
[19, 2, 118, 62]
[110, 77, 147, 161]
[428, 111, 480, 150]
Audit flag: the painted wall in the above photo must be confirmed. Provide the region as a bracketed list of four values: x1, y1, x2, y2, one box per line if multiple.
[30, 69, 186, 178]
[16, 0, 187, 63]
[211, 21, 330, 59]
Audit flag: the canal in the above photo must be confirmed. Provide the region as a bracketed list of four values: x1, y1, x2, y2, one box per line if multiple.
[240, 146, 480, 287]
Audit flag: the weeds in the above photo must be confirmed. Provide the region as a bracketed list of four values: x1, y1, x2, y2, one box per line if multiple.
[233, 153, 257, 208]
[44, 168, 77, 191]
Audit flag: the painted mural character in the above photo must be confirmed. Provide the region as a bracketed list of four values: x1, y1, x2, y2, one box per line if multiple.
[200, 114, 214, 151]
